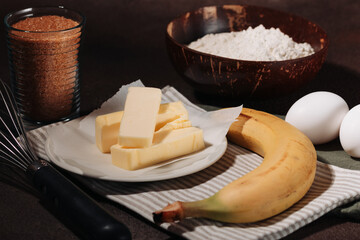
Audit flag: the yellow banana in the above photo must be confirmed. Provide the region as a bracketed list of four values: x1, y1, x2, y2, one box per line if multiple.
[153, 108, 317, 223]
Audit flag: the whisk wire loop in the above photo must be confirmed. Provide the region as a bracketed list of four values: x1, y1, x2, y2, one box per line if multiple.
[0, 81, 38, 168]
[0, 149, 28, 170]
[0, 118, 34, 165]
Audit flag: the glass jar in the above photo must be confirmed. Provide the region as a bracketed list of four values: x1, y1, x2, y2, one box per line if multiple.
[4, 6, 85, 127]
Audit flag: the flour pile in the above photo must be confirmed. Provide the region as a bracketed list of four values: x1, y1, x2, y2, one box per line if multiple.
[187, 25, 315, 61]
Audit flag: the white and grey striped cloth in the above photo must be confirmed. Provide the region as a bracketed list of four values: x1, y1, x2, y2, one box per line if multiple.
[28, 86, 360, 240]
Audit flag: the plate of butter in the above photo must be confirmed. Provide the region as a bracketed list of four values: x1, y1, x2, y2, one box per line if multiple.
[44, 84, 242, 182]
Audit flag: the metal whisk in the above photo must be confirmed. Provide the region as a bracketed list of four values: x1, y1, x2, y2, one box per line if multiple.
[0, 80, 131, 240]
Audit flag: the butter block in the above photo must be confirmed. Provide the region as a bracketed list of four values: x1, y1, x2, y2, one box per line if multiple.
[111, 127, 205, 170]
[118, 87, 161, 148]
[157, 117, 192, 132]
[95, 101, 189, 153]
[95, 111, 124, 153]
[155, 101, 189, 130]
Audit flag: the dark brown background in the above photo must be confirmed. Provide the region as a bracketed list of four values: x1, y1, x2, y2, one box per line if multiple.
[0, 0, 360, 239]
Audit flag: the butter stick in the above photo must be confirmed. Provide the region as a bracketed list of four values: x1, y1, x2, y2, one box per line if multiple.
[118, 87, 161, 148]
[111, 127, 205, 170]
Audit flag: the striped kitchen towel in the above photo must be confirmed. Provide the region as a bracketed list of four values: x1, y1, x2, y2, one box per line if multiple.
[28, 86, 360, 240]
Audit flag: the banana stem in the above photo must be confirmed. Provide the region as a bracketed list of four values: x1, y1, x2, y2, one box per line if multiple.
[153, 200, 209, 224]
[153, 201, 185, 224]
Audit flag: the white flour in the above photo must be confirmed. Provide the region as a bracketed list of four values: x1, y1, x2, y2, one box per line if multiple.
[187, 25, 314, 61]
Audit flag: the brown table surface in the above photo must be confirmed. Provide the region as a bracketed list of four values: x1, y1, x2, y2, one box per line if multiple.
[1, 0, 360, 239]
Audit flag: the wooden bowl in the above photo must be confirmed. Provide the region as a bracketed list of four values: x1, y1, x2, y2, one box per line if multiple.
[166, 5, 328, 99]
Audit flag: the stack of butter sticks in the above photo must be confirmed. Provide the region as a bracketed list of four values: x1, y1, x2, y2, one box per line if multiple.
[95, 87, 205, 170]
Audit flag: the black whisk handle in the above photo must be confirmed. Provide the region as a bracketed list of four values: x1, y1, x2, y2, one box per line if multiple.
[27, 160, 132, 240]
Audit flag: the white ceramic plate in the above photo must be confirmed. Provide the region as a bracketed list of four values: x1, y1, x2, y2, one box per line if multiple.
[45, 137, 227, 182]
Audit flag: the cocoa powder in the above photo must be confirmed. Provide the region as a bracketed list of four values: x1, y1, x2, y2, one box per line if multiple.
[9, 15, 82, 123]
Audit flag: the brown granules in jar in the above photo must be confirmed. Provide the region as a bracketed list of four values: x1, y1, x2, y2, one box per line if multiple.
[9, 15, 82, 123]
[12, 15, 78, 31]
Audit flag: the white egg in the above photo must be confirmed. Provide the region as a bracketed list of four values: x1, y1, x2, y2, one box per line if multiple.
[340, 105, 360, 158]
[285, 91, 349, 145]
